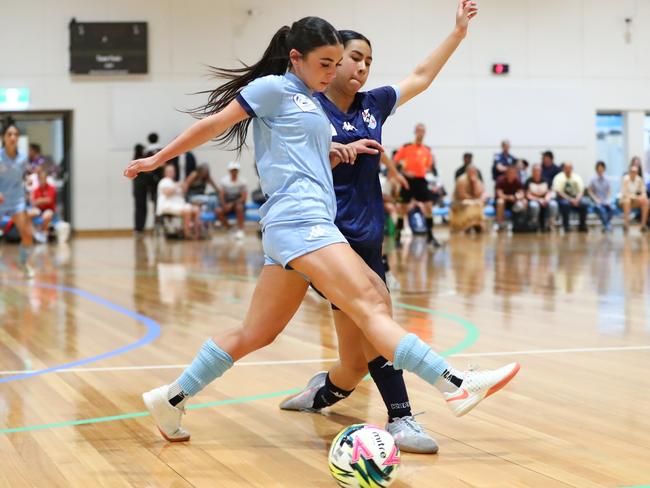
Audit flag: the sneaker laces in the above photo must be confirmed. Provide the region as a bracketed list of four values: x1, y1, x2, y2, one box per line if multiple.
[394, 413, 426, 434]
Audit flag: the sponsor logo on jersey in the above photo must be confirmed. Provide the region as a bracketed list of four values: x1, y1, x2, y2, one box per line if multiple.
[293, 93, 317, 112]
[362, 109, 377, 129]
[342, 121, 357, 132]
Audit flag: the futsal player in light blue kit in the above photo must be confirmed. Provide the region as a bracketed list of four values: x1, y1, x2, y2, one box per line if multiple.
[126, 14, 520, 445]
[0, 123, 35, 277]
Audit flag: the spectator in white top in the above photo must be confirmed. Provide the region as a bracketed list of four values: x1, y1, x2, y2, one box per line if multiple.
[156, 164, 200, 239]
[553, 163, 589, 232]
[620, 164, 649, 233]
[217, 161, 248, 240]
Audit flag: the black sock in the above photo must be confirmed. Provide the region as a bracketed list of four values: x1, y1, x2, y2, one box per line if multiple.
[425, 217, 434, 240]
[441, 368, 464, 388]
[312, 373, 354, 410]
[396, 217, 404, 242]
[368, 356, 412, 420]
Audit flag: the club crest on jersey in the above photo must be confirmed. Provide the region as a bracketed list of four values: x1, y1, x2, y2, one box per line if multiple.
[362, 109, 377, 129]
[293, 93, 317, 112]
[342, 121, 357, 132]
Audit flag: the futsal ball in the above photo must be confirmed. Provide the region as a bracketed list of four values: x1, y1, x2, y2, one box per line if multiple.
[328, 423, 401, 488]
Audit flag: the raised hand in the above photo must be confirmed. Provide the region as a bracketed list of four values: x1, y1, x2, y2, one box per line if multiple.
[456, 0, 478, 33]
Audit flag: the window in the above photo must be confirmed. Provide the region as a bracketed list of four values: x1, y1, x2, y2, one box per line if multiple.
[596, 113, 625, 195]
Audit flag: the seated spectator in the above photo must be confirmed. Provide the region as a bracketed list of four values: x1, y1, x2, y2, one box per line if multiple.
[495, 165, 527, 231]
[541, 150, 561, 185]
[184, 163, 219, 212]
[454, 152, 483, 181]
[526, 163, 558, 232]
[492, 139, 516, 182]
[450, 165, 488, 233]
[217, 161, 248, 240]
[587, 161, 614, 233]
[553, 163, 589, 232]
[29, 168, 56, 243]
[619, 164, 649, 233]
[156, 164, 200, 239]
[516, 159, 530, 184]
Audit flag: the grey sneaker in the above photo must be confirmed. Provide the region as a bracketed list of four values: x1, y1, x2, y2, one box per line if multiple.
[279, 371, 327, 412]
[386, 416, 439, 454]
[142, 385, 190, 442]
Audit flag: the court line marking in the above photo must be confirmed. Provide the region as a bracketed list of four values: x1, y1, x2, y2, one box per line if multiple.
[0, 302, 479, 435]
[0, 281, 161, 384]
[1, 345, 647, 376]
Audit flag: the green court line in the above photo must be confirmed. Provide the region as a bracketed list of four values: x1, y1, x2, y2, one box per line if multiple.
[0, 277, 479, 435]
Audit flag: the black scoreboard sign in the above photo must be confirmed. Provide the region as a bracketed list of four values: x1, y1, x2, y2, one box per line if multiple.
[69, 20, 148, 75]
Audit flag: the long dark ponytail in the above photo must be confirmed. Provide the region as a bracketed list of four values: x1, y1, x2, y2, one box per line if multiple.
[190, 16, 341, 154]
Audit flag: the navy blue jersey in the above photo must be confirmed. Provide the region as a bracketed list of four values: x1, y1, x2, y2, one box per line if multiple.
[315, 86, 399, 247]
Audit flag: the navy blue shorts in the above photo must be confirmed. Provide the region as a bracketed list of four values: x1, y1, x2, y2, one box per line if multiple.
[312, 243, 387, 311]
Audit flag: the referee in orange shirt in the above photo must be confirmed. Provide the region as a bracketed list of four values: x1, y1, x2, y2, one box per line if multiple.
[393, 123, 440, 247]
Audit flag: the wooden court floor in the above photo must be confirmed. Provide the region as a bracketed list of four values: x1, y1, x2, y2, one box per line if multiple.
[1, 231, 649, 487]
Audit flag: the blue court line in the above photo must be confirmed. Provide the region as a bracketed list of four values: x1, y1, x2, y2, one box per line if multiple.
[0, 281, 161, 384]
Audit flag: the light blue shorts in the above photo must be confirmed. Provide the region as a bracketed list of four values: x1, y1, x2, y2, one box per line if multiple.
[263, 220, 347, 269]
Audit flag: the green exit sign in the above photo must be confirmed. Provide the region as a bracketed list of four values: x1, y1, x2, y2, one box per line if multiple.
[0, 88, 30, 110]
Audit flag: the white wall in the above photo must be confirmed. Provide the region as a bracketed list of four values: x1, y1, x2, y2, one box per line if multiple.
[2, 0, 650, 229]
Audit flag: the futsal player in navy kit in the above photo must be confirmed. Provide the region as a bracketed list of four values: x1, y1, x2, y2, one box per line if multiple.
[280, 2, 490, 452]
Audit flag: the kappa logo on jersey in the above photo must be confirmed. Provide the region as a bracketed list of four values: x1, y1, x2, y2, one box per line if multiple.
[362, 109, 377, 129]
[342, 121, 357, 132]
[306, 225, 327, 240]
[293, 93, 317, 112]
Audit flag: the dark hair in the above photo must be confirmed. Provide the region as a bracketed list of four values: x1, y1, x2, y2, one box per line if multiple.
[542, 150, 554, 160]
[629, 156, 643, 177]
[463, 152, 473, 160]
[596, 160, 606, 170]
[190, 17, 341, 154]
[1, 123, 20, 147]
[134, 143, 145, 159]
[147, 133, 159, 144]
[521, 159, 529, 168]
[29, 143, 41, 152]
[338, 30, 372, 49]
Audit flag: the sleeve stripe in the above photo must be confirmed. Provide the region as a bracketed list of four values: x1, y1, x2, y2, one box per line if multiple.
[389, 84, 400, 116]
[235, 94, 257, 118]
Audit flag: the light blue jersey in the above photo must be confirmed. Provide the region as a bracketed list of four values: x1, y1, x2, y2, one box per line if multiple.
[236, 73, 336, 228]
[237, 72, 347, 268]
[0, 148, 28, 216]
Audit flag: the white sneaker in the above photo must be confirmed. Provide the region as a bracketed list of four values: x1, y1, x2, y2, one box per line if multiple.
[34, 231, 47, 244]
[279, 371, 327, 412]
[386, 415, 438, 454]
[444, 362, 520, 417]
[142, 385, 191, 442]
[234, 229, 245, 240]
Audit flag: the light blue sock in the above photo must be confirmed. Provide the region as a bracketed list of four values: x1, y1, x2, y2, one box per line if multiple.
[176, 339, 233, 396]
[19, 245, 34, 266]
[393, 333, 450, 386]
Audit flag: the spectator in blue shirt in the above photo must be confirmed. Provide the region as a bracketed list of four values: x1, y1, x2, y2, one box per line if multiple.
[541, 150, 561, 185]
[491, 139, 516, 181]
[587, 161, 613, 233]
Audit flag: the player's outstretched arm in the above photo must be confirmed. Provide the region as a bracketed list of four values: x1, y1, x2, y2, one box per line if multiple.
[124, 100, 249, 179]
[397, 0, 478, 108]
